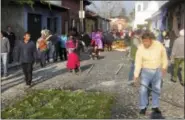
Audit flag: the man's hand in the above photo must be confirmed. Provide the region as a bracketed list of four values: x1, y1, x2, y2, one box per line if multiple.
[133, 76, 139, 87]
[162, 68, 166, 77]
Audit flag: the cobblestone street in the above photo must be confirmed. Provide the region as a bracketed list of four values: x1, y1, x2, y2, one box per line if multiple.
[1, 51, 184, 119]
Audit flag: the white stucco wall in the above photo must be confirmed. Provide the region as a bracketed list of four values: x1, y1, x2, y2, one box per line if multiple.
[134, 1, 168, 29]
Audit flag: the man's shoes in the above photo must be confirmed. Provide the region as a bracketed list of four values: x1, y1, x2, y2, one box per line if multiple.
[139, 108, 147, 115]
[152, 108, 161, 114]
[26, 83, 33, 88]
[24, 84, 31, 89]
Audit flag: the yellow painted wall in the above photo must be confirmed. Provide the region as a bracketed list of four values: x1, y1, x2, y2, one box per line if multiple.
[85, 19, 95, 33]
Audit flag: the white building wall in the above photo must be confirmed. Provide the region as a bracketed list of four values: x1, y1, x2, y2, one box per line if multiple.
[134, 1, 168, 29]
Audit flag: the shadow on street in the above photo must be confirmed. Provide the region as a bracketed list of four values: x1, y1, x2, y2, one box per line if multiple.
[1, 64, 93, 93]
[150, 112, 165, 119]
[1, 52, 92, 81]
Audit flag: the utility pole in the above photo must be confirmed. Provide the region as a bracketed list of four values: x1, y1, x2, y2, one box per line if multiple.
[80, 0, 84, 33]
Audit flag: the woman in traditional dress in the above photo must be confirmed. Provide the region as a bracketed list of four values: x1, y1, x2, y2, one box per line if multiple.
[90, 31, 96, 59]
[66, 35, 80, 74]
[94, 30, 103, 59]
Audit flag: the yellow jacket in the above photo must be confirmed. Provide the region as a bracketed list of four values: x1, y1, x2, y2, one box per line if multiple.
[134, 40, 168, 78]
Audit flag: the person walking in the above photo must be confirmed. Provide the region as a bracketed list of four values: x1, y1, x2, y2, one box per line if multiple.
[81, 32, 91, 48]
[90, 31, 96, 60]
[1, 31, 10, 77]
[171, 29, 184, 86]
[157, 30, 163, 43]
[169, 30, 177, 55]
[66, 49, 80, 74]
[128, 31, 141, 81]
[6, 26, 16, 64]
[36, 30, 48, 67]
[45, 30, 52, 63]
[124, 32, 131, 56]
[74, 35, 81, 58]
[66, 35, 80, 73]
[106, 31, 114, 51]
[59, 33, 68, 61]
[81, 39, 86, 52]
[16, 32, 36, 86]
[50, 33, 60, 62]
[163, 33, 171, 59]
[94, 30, 103, 59]
[134, 32, 168, 115]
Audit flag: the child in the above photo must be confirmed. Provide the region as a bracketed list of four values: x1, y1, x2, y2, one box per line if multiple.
[66, 36, 81, 74]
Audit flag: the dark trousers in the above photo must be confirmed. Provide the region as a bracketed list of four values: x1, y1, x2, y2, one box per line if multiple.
[165, 47, 170, 59]
[22, 63, 33, 85]
[40, 51, 46, 67]
[46, 50, 50, 62]
[81, 46, 85, 52]
[54, 43, 60, 61]
[107, 43, 112, 51]
[59, 48, 67, 60]
[8, 48, 14, 64]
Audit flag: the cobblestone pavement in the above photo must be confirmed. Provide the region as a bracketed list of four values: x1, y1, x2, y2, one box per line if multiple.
[1, 51, 184, 119]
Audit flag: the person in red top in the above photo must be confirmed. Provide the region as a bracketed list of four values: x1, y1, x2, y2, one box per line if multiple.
[66, 35, 76, 54]
[66, 35, 80, 74]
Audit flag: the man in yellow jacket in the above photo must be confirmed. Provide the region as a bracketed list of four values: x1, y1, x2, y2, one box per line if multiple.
[134, 32, 168, 115]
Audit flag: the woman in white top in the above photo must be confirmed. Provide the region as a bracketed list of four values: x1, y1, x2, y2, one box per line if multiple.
[163, 34, 170, 59]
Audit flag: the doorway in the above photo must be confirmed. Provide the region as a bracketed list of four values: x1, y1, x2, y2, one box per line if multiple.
[47, 18, 52, 31]
[27, 13, 42, 43]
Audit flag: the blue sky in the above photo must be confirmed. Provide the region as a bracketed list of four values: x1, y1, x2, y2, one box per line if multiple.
[87, 1, 135, 15]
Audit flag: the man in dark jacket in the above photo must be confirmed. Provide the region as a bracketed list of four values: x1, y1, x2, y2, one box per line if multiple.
[104, 31, 114, 51]
[16, 32, 36, 86]
[81, 33, 91, 47]
[6, 26, 16, 64]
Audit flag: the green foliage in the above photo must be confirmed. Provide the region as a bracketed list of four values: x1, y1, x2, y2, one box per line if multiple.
[2, 90, 114, 119]
[16, 0, 34, 9]
[15, 0, 51, 10]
